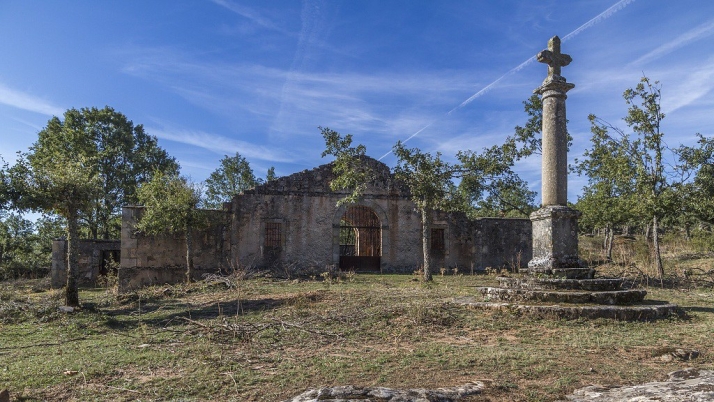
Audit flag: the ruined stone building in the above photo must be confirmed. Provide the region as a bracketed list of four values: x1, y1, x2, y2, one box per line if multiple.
[52, 157, 531, 292]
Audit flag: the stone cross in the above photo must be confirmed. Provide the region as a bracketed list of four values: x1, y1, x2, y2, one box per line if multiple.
[537, 36, 572, 80]
[535, 36, 574, 206]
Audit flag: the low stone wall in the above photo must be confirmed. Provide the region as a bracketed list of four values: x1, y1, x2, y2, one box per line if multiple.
[50, 239, 121, 288]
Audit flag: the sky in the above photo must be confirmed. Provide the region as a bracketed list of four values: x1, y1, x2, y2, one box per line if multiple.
[1, 0, 713, 204]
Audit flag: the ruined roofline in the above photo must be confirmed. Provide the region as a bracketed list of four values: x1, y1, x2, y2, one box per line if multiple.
[240, 155, 409, 197]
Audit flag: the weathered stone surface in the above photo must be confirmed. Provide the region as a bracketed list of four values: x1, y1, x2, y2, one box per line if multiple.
[562, 369, 714, 401]
[498, 277, 624, 291]
[453, 296, 684, 321]
[284, 382, 484, 402]
[476, 287, 647, 305]
[527, 205, 583, 272]
[51, 239, 120, 288]
[119, 157, 534, 292]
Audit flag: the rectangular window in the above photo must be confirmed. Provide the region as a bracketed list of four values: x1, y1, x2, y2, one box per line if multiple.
[265, 222, 282, 249]
[431, 228, 445, 252]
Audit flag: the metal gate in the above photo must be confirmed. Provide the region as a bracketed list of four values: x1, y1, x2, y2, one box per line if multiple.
[339, 206, 381, 271]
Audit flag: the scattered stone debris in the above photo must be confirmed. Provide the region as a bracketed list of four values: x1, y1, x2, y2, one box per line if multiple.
[654, 347, 701, 362]
[562, 368, 714, 401]
[58, 306, 75, 313]
[284, 382, 484, 402]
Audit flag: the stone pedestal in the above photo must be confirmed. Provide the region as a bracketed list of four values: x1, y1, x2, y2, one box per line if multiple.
[523, 205, 590, 278]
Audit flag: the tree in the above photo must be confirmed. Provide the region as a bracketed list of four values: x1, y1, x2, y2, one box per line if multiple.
[585, 77, 688, 278]
[136, 172, 203, 283]
[393, 142, 461, 281]
[574, 116, 638, 260]
[266, 166, 277, 182]
[677, 134, 714, 226]
[33, 107, 178, 239]
[457, 143, 536, 218]
[204, 153, 257, 208]
[8, 152, 100, 306]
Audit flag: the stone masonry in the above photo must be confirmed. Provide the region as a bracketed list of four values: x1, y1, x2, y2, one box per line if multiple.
[118, 157, 532, 291]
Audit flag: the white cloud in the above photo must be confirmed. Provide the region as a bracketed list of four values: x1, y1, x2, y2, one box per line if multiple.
[0, 83, 64, 117]
[147, 126, 296, 164]
[211, 0, 292, 35]
[629, 18, 714, 67]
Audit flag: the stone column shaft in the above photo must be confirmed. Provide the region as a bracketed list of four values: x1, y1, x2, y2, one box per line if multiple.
[540, 88, 570, 206]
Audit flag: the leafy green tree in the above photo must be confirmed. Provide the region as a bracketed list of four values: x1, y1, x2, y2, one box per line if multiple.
[678, 134, 714, 226]
[393, 142, 461, 281]
[457, 143, 536, 218]
[33, 107, 178, 239]
[585, 77, 691, 278]
[266, 166, 277, 182]
[8, 152, 100, 306]
[204, 153, 257, 208]
[574, 116, 638, 260]
[136, 172, 203, 283]
[0, 214, 35, 279]
[320, 126, 371, 206]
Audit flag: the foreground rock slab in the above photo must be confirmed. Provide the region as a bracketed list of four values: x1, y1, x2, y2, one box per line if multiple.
[562, 369, 714, 401]
[284, 382, 484, 402]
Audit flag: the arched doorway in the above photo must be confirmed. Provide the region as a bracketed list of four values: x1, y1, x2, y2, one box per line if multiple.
[339, 205, 381, 271]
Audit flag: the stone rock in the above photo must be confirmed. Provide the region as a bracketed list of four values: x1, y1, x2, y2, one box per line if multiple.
[0, 389, 9, 402]
[562, 368, 714, 401]
[654, 348, 701, 362]
[284, 382, 484, 402]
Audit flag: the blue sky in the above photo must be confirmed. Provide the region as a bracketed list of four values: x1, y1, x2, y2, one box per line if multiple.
[1, 0, 713, 204]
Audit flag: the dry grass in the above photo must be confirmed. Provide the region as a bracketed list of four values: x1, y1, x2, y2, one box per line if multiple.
[1, 236, 713, 401]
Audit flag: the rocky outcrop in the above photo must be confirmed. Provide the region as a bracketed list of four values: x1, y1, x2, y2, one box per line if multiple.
[562, 368, 714, 401]
[284, 382, 484, 402]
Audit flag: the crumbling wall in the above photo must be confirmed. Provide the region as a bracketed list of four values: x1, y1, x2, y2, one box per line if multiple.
[473, 217, 532, 271]
[50, 239, 120, 288]
[118, 206, 229, 293]
[231, 159, 423, 275]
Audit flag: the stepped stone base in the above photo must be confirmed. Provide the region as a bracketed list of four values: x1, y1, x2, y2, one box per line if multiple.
[477, 287, 647, 305]
[463, 272, 681, 321]
[453, 297, 684, 321]
[498, 277, 624, 291]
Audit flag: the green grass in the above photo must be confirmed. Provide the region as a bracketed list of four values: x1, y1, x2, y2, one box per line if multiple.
[1, 267, 713, 401]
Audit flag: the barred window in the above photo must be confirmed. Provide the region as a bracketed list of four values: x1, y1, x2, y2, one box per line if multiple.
[265, 222, 282, 249]
[431, 228, 445, 251]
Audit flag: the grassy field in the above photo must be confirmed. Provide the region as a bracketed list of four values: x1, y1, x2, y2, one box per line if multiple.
[1, 238, 713, 401]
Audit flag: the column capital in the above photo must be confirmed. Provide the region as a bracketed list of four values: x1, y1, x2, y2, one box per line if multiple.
[535, 79, 575, 98]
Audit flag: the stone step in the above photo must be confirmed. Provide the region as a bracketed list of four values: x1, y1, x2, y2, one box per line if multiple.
[520, 267, 595, 279]
[497, 277, 625, 291]
[476, 286, 647, 305]
[452, 296, 684, 321]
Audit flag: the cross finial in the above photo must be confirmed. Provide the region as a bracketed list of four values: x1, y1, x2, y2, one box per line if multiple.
[537, 36, 572, 79]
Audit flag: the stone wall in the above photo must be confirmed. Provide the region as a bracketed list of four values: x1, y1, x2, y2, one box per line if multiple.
[118, 206, 229, 293]
[117, 157, 533, 290]
[230, 160, 425, 274]
[473, 217, 532, 271]
[50, 239, 120, 288]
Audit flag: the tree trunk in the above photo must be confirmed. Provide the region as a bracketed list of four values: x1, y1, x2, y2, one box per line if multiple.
[605, 225, 614, 262]
[421, 208, 432, 282]
[652, 215, 664, 280]
[185, 224, 194, 283]
[65, 210, 80, 307]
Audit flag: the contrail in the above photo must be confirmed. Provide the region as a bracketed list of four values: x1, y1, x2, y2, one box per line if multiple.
[378, 0, 636, 161]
